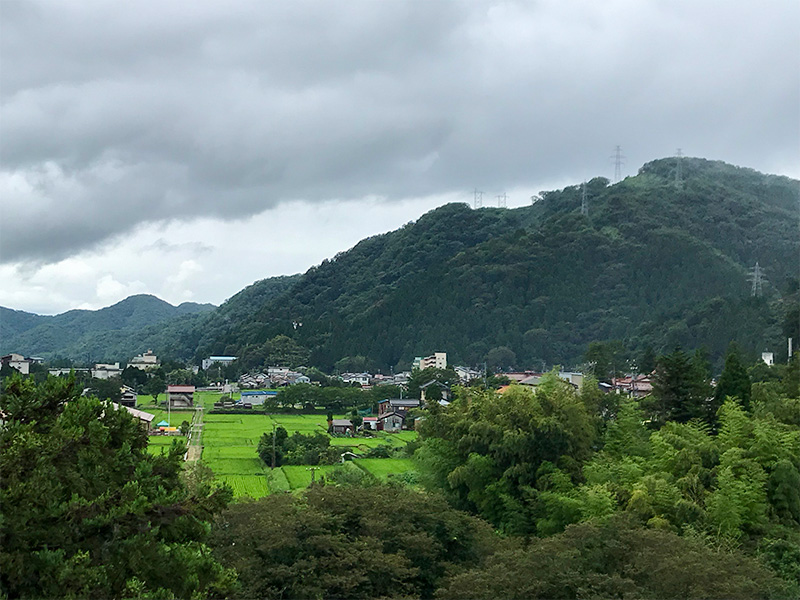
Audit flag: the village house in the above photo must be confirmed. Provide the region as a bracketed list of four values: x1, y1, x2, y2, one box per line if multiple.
[612, 375, 653, 398]
[167, 385, 195, 408]
[420, 380, 451, 403]
[120, 385, 137, 408]
[361, 416, 379, 430]
[1, 353, 32, 375]
[112, 403, 155, 430]
[454, 365, 482, 383]
[330, 419, 355, 435]
[378, 412, 404, 432]
[340, 372, 372, 387]
[377, 398, 420, 418]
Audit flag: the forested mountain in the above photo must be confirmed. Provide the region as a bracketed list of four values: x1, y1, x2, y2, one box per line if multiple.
[196, 157, 797, 372]
[4, 158, 796, 370]
[0, 295, 215, 361]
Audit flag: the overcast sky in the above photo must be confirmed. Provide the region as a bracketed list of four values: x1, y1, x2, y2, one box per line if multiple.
[1, 0, 798, 315]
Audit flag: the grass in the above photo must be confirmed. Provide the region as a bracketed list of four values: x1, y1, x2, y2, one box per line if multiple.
[356, 458, 416, 480]
[282, 465, 340, 488]
[220, 475, 269, 498]
[143, 402, 419, 497]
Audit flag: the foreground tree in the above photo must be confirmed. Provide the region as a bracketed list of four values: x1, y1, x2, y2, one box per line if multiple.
[437, 516, 781, 599]
[0, 374, 234, 599]
[210, 484, 499, 600]
[415, 375, 595, 534]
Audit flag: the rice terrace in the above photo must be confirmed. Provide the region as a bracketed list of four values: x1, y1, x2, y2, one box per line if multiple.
[144, 390, 418, 497]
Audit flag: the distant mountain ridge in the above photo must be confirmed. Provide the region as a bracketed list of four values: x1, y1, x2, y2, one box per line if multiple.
[2, 158, 797, 370]
[0, 295, 215, 360]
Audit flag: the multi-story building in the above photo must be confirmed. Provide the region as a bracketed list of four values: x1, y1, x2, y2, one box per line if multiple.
[127, 350, 160, 370]
[412, 352, 447, 371]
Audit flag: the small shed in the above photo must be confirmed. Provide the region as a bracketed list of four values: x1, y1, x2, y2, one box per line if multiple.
[378, 412, 404, 433]
[331, 419, 355, 435]
[167, 385, 195, 408]
[362, 416, 379, 430]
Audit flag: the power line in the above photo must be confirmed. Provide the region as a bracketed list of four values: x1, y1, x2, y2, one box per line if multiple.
[473, 188, 483, 209]
[611, 145, 626, 182]
[749, 261, 766, 297]
[581, 181, 588, 216]
[496, 192, 507, 208]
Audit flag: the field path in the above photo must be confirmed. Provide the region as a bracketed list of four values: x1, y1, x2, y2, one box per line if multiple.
[185, 407, 204, 463]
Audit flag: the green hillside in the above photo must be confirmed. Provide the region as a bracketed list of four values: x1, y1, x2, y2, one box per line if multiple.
[0, 295, 215, 361]
[3, 158, 796, 370]
[195, 157, 798, 371]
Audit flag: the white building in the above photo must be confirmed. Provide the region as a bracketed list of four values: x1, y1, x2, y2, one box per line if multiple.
[202, 356, 237, 370]
[762, 352, 774, 366]
[127, 350, 160, 370]
[92, 363, 123, 380]
[413, 352, 447, 371]
[341, 372, 372, 386]
[1, 353, 31, 375]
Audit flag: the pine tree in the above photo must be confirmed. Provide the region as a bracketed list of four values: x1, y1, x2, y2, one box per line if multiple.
[715, 343, 752, 410]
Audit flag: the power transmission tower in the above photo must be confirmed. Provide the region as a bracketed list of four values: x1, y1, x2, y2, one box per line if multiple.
[749, 261, 766, 297]
[496, 192, 507, 208]
[611, 145, 626, 182]
[473, 188, 483, 209]
[581, 181, 588, 216]
[675, 148, 684, 189]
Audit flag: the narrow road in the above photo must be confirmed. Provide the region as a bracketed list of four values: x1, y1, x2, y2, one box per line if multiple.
[185, 406, 204, 463]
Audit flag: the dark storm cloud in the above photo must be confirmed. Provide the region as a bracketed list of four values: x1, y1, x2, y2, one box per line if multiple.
[1, 0, 798, 263]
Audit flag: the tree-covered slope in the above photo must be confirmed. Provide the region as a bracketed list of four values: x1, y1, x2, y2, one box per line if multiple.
[0, 295, 214, 361]
[199, 157, 798, 371]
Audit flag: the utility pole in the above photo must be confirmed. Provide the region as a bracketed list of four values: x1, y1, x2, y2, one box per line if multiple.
[271, 423, 276, 469]
[611, 145, 625, 183]
[581, 181, 588, 216]
[675, 148, 683, 189]
[307, 466, 320, 484]
[496, 192, 507, 208]
[749, 261, 765, 297]
[473, 189, 483, 209]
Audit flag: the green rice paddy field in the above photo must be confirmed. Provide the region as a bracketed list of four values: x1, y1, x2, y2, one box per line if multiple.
[199, 412, 418, 498]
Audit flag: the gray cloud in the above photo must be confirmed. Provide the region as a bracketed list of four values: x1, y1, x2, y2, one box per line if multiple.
[2, 0, 798, 263]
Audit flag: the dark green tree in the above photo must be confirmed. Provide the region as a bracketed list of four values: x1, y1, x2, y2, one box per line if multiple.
[143, 374, 167, 405]
[715, 342, 752, 410]
[647, 348, 711, 425]
[0, 374, 233, 599]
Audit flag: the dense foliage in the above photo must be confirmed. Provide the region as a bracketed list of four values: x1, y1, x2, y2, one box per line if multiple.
[0, 375, 234, 599]
[193, 158, 799, 371]
[415, 358, 800, 597]
[438, 516, 781, 600]
[257, 426, 338, 466]
[209, 484, 499, 600]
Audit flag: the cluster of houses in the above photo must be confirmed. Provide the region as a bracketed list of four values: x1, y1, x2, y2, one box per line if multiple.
[237, 367, 311, 388]
[46, 350, 162, 380]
